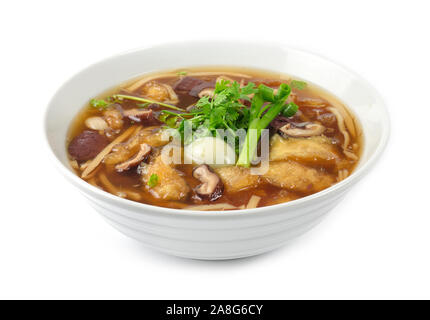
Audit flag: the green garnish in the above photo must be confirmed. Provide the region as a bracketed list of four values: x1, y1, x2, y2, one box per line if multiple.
[290, 80, 307, 90]
[236, 83, 293, 167]
[158, 110, 185, 128]
[177, 71, 188, 76]
[90, 99, 109, 109]
[163, 79, 297, 166]
[282, 102, 299, 117]
[147, 174, 159, 188]
[91, 79, 298, 169]
[112, 94, 183, 111]
[174, 80, 258, 146]
[137, 102, 151, 108]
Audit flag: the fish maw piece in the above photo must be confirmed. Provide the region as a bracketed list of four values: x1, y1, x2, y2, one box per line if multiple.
[270, 134, 339, 166]
[263, 161, 334, 193]
[214, 166, 260, 193]
[105, 127, 169, 166]
[141, 127, 171, 147]
[141, 81, 170, 102]
[142, 155, 190, 201]
[125, 126, 171, 149]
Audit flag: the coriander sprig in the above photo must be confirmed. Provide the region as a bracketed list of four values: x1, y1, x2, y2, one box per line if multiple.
[184, 80, 258, 134]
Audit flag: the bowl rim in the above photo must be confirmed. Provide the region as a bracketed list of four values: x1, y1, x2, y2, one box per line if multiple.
[43, 40, 391, 217]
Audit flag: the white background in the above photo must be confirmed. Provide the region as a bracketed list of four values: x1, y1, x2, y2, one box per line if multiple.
[1, 0, 429, 300]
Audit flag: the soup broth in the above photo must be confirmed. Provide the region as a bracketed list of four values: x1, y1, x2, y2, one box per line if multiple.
[67, 67, 362, 210]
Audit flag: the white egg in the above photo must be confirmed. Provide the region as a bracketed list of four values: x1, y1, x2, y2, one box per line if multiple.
[184, 137, 236, 167]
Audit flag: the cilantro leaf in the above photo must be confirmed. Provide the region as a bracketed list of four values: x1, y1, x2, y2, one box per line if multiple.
[90, 99, 109, 109]
[290, 80, 307, 90]
[158, 111, 180, 128]
[147, 174, 159, 188]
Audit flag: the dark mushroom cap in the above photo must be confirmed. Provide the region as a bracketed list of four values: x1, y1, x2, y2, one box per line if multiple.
[68, 130, 109, 161]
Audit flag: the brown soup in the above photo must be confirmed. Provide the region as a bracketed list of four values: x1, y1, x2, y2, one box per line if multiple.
[67, 67, 362, 210]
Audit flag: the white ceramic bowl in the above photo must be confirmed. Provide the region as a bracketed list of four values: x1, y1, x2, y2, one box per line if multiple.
[44, 41, 390, 260]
